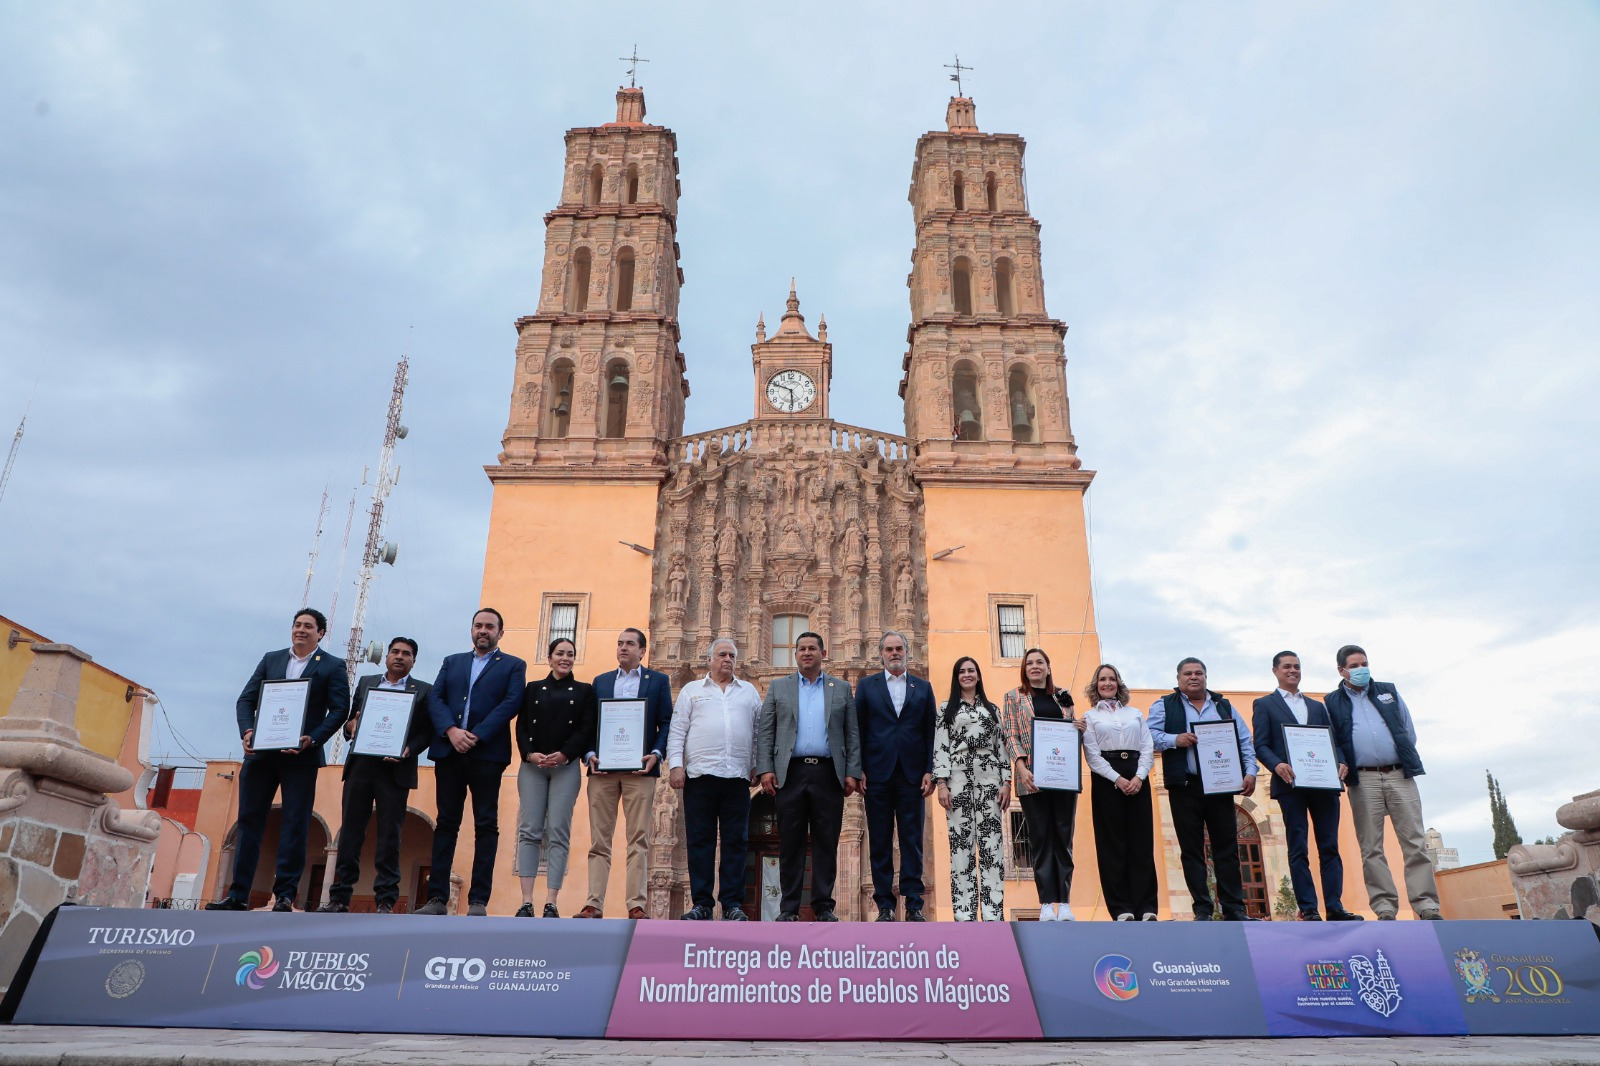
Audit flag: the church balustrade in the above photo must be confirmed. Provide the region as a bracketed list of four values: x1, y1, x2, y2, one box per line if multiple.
[676, 419, 914, 464]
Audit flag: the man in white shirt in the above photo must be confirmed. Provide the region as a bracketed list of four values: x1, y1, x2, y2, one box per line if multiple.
[667, 638, 762, 921]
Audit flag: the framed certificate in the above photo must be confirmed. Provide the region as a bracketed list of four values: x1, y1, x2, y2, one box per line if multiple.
[351, 688, 414, 758]
[1030, 717, 1082, 792]
[253, 680, 310, 752]
[1283, 724, 1342, 791]
[596, 699, 646, 771]
[1194, 719, 1244, 795]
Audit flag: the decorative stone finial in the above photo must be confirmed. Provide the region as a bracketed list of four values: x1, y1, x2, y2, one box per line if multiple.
[787, 278, 799, 315]
[611, 86, 647, 126]
[946, 96, 978, 133]
[818, 313, 828, 341]
[755, 312, 766, 343]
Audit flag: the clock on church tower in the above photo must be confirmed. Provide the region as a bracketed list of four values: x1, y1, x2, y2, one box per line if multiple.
[751, 280, 830, 420]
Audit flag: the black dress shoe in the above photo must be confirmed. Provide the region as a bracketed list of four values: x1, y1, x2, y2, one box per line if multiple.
[1419, 911, 1444, 920]
[876, 907, 896, 922]
[904, 910, 926, 922]
[722, 907, 750, 921]
[514, 903, 535, 918]
[814, 908, 839, 923]
[542, 904, 560, 918]
[204, 897, 248, 911]
[680, 904, 713, 920]
[375, 902, 394, 914]
[318, 900, 349, 913]
[1326, 909, 1365, 921]
[1298, 911, 1323, 921]
[775, 912, 800, 922]
[272, 896, 295, 913]
[1192, 911, 1213, 921]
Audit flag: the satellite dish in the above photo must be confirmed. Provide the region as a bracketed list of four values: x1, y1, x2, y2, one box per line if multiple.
[362, 641, 382, 664]
[379, 541, 399, 565]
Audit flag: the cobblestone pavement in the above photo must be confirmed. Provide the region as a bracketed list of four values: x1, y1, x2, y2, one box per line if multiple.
[2, 1027, 1600, 1066]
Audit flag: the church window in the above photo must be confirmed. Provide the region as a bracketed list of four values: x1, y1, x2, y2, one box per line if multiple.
[536, 592, 590, 664]
[549, 603, 579, 646]
[985, 172, 998, 211]
[1007, 364, 1036, 443]
[614, 247, 636, 311]
[996, 604, 1027, 659]
[952, 257, 973, 316]
[995, 257, 1015, 318]
[952, 170, 965, 211]
[604, 360, 630, 438]
[952, 360, 982, 440]
[626, 164, 640, 204]
[545, 359, 575, 437]
[587, 163, 604, 206]
[771, 614, 808, 669]
[567, 249, 591, 313]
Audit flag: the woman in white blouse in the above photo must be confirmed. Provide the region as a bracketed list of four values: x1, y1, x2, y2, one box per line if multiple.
[1081, 663, 1159, 921]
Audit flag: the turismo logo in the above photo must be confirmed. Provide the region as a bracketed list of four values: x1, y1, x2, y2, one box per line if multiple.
[237, 946, 280, 990]
[105, 959, 145, 999]
[1093, 954, 1139, 1001]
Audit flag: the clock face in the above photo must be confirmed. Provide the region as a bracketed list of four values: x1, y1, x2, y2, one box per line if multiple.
[765, 369, 817, 413]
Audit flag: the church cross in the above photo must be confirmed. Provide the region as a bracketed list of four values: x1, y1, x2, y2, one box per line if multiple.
[945, 54, 973, 96]
[620, 45, 650, 88]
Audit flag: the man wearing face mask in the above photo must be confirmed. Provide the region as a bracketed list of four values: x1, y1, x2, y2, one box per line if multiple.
[1324, 645, 1441, 921]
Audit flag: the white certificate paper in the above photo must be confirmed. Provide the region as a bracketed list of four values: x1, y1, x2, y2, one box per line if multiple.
[1283, 725, 1342, 791]
[1194, 719, 1244, 794]
[597, 699, 646, 771]
[352, 688, 414, 758]
[1031, 717, 1082, 792]
[253, 680, 310, 751]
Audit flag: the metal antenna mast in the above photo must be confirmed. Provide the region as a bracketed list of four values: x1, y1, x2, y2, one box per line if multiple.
[0, 415, 24, 507]
[326, 485, 359, 634]
[342, 355, 409, 686]
[301, 486, 330, 608]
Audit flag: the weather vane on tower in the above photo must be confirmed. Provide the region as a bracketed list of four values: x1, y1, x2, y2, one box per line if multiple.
[620, 44, 649, 88]
[945, 54, 973, 96]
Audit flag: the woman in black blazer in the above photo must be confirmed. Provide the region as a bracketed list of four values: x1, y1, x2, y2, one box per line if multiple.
[514, 637, 597, 917]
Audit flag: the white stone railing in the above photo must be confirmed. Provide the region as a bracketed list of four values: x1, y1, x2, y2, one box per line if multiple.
[675, 419, 914, 464]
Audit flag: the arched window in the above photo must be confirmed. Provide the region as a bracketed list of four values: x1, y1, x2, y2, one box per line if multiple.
[771, 614, 809, 669]
[951, 256, 973, 316]
[544, 359, 574, 438]
[567, 248, 591, 313]
[985, 172, 998, 211]
[626, 164, 640, 204]
[952, 170, 965, 211]
[604, 360, 630, 438]
[587, 163, 604, 206]
[1236, 807, 1269, 919]
[952, 361, 983, 441]
[1007, 365, 1036, 443]
[995, 257, 1015, 317]
[614, 247, 636, 311]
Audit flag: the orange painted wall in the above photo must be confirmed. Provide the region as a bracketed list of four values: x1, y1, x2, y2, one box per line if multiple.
[1437, 859, 1519, 919]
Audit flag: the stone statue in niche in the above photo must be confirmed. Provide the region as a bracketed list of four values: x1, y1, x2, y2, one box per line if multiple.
[894, 565, 914, 613]
[777, 515, 806, 555]
[747, 510, 767, 570]
[716, 523, 739, 568]
[668, 555, 688, 605]
[843, 522, 866, 570]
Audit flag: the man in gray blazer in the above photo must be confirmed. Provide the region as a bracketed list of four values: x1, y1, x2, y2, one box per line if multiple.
[757, 632, 862, 921]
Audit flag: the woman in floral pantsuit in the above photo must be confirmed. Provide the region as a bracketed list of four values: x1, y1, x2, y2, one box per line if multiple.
[934, 657, 1012, 921]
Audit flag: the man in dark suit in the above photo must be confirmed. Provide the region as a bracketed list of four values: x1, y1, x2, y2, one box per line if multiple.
[415, 608, 526, 916]
[855, 630, 936, 922]
[578, 627, 673, 919]
[319, 636, 434, 914]
[1252, 651, 1361, 921]
[207, 608, 350, 912]
[756, 631, 861, 922]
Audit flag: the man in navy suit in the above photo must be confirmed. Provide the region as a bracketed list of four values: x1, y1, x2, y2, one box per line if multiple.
[415, 608, 526, 915]
[1252, 651, 1361, 921]
[854, 631, 936, 922]
[208, 608, 350, 912]
[577, 627, 673, 919]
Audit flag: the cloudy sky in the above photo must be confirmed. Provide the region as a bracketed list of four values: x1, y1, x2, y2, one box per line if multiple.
[1, 2, 1595, 864]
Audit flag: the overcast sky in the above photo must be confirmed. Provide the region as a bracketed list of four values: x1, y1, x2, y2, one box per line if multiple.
[2, 2, 1595, 865]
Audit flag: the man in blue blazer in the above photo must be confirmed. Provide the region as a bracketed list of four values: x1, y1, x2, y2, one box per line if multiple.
[207, 608, 349, 912]
[415, 608, 526, 915]
[854, 631, 936, 922]
[1252, 651, 1361, 921]
[577, 627, 673, 919]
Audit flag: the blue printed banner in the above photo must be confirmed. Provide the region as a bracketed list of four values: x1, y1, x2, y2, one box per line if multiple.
[1429, 919, 1600, 1035]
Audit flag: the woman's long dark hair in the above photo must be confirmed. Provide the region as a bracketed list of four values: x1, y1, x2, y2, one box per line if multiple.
[943, 656, 995, 729]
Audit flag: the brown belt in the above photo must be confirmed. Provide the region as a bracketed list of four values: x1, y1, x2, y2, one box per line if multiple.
[1359, 764, 1402, 773]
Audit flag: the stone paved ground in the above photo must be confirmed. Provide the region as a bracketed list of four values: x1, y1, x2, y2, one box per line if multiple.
[2, 1027, 1600, 1066]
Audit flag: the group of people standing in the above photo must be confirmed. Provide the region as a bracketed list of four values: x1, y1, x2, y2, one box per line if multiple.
[209, 608, 1442, 926]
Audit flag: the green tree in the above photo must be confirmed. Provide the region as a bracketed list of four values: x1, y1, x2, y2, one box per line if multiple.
[1273, 875, 1299, 919]
[1487, 771, 1523, 859]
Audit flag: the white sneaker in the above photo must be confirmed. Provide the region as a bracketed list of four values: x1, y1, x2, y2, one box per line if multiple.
[1038, 903, 1057, 922]
[1057, 903, 1075, 921]
[1141, 912, 1159, 921]
[1116, 912, 1135, 921]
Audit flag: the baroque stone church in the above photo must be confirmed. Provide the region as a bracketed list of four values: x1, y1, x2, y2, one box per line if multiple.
[478, 84, 1102, 920]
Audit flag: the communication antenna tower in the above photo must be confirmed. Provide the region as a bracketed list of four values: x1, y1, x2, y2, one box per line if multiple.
[326, 483, 359, 634]
[0, 415, 24, 508]
[301, 486, 330, 608]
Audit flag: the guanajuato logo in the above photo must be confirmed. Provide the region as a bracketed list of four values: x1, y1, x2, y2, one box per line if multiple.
[105, 959, 145, 999]
[1093, 954, 1139, 1001]
[1453, 948, 1497, 1002]
[236, 946, 370, 992]
[1303, 949, 1402, 1017]
[1453, 947, 1567, 1004]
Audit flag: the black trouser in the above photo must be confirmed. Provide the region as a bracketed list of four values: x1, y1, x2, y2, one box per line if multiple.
[428, 756, 503, 906]
[777, 758, 844, 914]
[865, 768, 926, 912]
[1090, 750, 1158, 917]
[1167, 777, 1246, 918]
[1018, 788, 1076, 905]
[683, 774, 750, 911]
[329, 758, 408, 907]
[228, 753, 318, 904]
[1279, 787, 1345, 915]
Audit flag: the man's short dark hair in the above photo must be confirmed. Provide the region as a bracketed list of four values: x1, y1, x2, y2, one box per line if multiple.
[1336, 644, 1366, 669]
[621, 627, 648, 651]
[294, 608, 328, 634]
[796, 631, 826, 653]
[473, 607, 505, 631]
[1272, 650, 1299, 669]
[1176, 656, 1206, 674]
[389, 637, 418, 657]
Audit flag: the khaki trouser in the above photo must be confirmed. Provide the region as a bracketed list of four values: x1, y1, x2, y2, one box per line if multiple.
[1346, 769, 1440, 917]
[585, 773, 654, 913]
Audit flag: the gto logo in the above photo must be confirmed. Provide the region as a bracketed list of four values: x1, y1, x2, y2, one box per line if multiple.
[425, 956, 486, 982]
